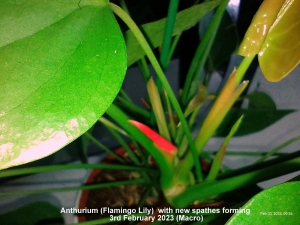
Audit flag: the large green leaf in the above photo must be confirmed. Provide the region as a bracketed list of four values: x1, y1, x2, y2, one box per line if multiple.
[226, 182, 300, 224]
[0, 201, 63, 225]
[200, 10, 239, 71]
[0, 0, 127, 169]
[126, 0, 221, 66]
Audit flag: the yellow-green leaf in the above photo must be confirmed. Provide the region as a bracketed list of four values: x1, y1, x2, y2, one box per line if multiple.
[258, 0, 300, 81]
[237, 0, 285, 56]
[147, 78, 171, 141]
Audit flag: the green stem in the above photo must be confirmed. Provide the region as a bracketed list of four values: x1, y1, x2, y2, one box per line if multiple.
[171, 155, 300, 207]
[99, 117, 128, 136]
[77, 135, 88, 163]
[115, 96, 150, 118]
[160, 0, 180, 69]
[156, 0, 179, 91]
[119, 0, 129, 14]
[167, 33, 182, 65]
[204, 151, 288, 157]
[107, 127, 141, 165]
[256, 136, 300, 163]
[84, 132, 125, 163]
[119, 88, 133, 102]
[218, 149, 300, 179]
[0, 164, 155, 178]
[137, 57, 151, 82]
[181, 0, 229, 106]
[106, 104, 175, 190]
[109, 3, 203, 182]
[176, 55, 253, 181]
[235, 55, 255, 85]
[0, 178, 146, 196]
[205, 115, 243, 181]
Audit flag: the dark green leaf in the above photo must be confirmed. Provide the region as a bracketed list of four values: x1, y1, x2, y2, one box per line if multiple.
[126, 0, 221, 66]
[226, 182, 300, 225]
[216, 109, 294, 136]
[0, 202, 63, 225]
[0, 0, 127, 169]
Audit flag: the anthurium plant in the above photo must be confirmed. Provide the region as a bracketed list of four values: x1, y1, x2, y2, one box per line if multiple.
[0, 0, 300, 224]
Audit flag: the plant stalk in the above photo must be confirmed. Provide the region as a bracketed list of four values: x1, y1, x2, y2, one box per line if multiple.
[109, 3, 203, 182]
[181, 0, 229, 106]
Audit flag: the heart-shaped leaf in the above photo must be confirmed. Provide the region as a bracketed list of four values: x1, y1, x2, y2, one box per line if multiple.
[237, 0, 300, 81]
[258, 0, 300, 81]
[226, 182, 300, 224]
[0, 0, 127, 169]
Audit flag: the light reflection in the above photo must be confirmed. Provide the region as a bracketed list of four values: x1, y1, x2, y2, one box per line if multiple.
[228, 0, 240, 23]
[10, 131, 69, 166]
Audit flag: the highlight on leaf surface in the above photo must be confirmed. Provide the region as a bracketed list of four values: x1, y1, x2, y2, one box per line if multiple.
[237, 0, 286, 57]
[128, 120, 177, 154]
[238, 0, 300, 82]
[258, 0, 300, 82]
[0, 0, 127, 170]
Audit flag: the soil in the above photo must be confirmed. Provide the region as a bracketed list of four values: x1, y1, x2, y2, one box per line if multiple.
[77, 147, 231, 224]
[78, 168, 161, 225]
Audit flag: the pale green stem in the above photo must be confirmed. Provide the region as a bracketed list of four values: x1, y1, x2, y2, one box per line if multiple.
[109, 3, 203, 182]
[167, 33, 182, 64]
[84, 132, 124, 163]
[0, 164, 154, 178]
[137, 58, 151, 82]
[119, 88, 133, 102]
[176, 56, 252, 181]
[235, 55, 255, 85]
[99, 117, 128, 136]
[172, 156, 300, 207]
[115, 96, 150, 118]
[0, 179, 146, 196]
[256, 135, 300, 163]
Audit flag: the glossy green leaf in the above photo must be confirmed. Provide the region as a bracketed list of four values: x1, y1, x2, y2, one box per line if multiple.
[237, 0, 286, 57]
[216, 109, 294, 137]
[238, 0, 300, 81]
[126, 0, 221, 66]
[0, 0, 127, 169]
[226, 182, 300, 225]
[258, 0, 300, 81]
[0, 201, 63, 225]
